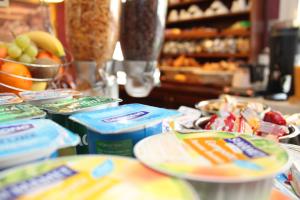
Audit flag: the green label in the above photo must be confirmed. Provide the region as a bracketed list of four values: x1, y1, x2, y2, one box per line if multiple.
[40, 96, 121, 114]
[96, 139, 133, 157]
[0, 104, 45, 122]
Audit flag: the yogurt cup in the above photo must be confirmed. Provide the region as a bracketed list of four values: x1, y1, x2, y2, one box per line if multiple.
[0, 155, 199, 200]
[134, 131, 291, 200]
[0, 93, 23, 105]
[19, 89, 82, 105]
[0, 103, 46, 123]
[40, 96, 122, 155]
[0, 119, 79, 169]
[70, 104, 180, 156]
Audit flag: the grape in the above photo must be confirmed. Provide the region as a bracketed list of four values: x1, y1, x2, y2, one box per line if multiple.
[7, 43, 22, 58]
[25, 45, 38, 58]
[15, 35, 31, 50]
[18, 54, 32, 63]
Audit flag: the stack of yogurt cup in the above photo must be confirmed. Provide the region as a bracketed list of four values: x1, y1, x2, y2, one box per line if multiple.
[0, 92, 80, 170]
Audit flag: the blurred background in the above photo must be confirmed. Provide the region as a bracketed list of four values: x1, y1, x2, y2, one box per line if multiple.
[0, 0, 300, 108]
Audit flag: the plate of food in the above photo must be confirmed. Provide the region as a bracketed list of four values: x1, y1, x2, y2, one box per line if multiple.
[177, 108, 299, 143]
[195, 95, 270, 116]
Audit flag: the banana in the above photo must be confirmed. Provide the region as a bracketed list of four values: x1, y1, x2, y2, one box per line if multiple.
[25, 31, 65, 57]
[31, 82, 48, 91]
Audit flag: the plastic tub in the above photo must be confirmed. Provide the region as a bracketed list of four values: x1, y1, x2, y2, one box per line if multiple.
[40, 96, 122, 154]
[134, 131, 291, 200]
[0, 119, 79, 170]
[0, 155, 199, 200]
[0, 103, 46, 123]
[19, 89, 81, 105]
[279, 144, 300, 198]
[70, 104, 180, 156]
[0, 156, 199, 200]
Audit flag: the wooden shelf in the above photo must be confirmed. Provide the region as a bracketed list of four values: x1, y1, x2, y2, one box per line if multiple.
[168, 0, 208, 9]
[163, 52, 249, 58]
[165, 29, 250, 40]
[167, 11, 250, 25]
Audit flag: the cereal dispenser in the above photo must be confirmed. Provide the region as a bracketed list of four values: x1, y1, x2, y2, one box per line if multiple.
[65, 0, 121, 96]
[66, 0, 167, 98]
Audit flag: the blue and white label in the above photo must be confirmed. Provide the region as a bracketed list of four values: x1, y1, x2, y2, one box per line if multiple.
[0, 166, 77, 200]
[0, 119, 80, 159]
[102, 111, 149, 123]
[0, 124, 34, 136]
[225, 137, 269, 158]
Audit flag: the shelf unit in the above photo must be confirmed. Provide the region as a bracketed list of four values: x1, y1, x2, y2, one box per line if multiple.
[165, 28, 250, 40]
[168, 0, 210, 9]
[167, 10, 250, 25]
[163, 0, 264, 62]
[163, 52, 249, 59]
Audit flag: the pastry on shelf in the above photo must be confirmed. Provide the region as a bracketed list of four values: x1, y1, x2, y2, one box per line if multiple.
[236, 37, 250, 53]
[231, 0, 248, 12]
[187, 5, 203, 18]
[179, 9, 191, 20]
[204, 0, 229, 16]
[168, 10, 179, 22]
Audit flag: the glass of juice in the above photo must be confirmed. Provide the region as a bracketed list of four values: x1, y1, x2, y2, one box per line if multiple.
[294, 54, 300, 99]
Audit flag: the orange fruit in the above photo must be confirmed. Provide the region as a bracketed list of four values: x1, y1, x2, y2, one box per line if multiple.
[51, 54, 62, 64]
[37, 51, 52, 60]
[0, 62, 32, 94]
[37, 51, 62, 64]
[0, 47, 7, 66]
[0, 47, 7, 58]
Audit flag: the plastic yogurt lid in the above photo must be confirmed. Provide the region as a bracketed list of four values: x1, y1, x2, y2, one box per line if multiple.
[0, 104, 46, 123]
[19, 89, 78, 102]
[134, 131, 291, 183]
[0, 155, 199, 200]
[70, 103, 180, 134]
[0, 93, 23, 105]
[0, 119, 79, 166]
[40, 96, 122, 115]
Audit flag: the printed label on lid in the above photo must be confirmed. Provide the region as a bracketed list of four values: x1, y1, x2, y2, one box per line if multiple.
[183, 137, 268, 166]
[102, 111, 149, 123]
[0, 124, 34, 136]
[0, 119, 80, 159]
[0, 156, 197, 200]
[41, 96, 122, 114]
[19, 89, 81, 102]
[134, 131, 290, 182]
[69, 104, 180, 134]
[0, 166, 77, 199]
[0, 93, 23, 105]
[0, 104, 46, 123]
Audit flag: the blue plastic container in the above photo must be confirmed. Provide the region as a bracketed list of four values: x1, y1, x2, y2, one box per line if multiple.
[70, 104, 180, 157]
[0, 119, 80, 169]
[87, 122, 162, 156]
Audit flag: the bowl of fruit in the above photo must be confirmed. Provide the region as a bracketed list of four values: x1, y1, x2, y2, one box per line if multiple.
[0, 31, 72, 93]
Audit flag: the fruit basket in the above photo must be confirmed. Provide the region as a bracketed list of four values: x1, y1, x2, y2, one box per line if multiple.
[0, 31, 72, 93]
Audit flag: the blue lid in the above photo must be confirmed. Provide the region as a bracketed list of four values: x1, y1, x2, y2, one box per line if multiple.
[70, 104, 180, 134]
[0, 119, 80, 160]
